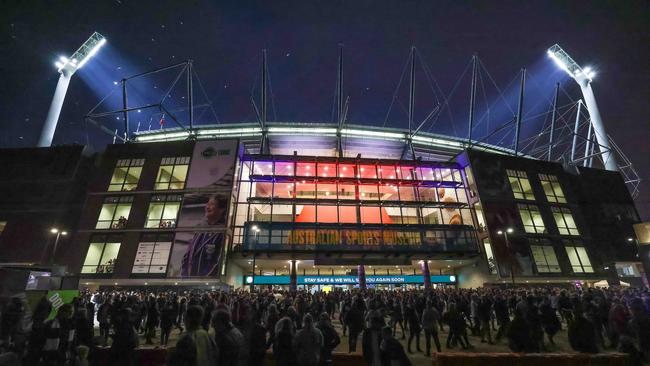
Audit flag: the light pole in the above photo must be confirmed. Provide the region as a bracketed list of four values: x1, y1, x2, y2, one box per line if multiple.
[38, 32, 106, 147]
[628, 237, 640, 258]
[547, 44, 618, 171]
[50, 228, 68, 265]
[497, 228, 515, 285]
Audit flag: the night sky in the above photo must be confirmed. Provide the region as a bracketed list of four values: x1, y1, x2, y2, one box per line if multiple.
[2, 0, 649, 218]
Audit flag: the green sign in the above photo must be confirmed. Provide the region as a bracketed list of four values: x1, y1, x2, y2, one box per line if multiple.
[46, 290, 79, 320]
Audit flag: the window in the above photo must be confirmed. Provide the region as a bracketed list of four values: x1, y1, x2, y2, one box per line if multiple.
[0, 221, 5, 237]
[81, 239, 121, 274]
[154, 156, 190, 190]
[132, 234, 172, 274]
[517, 203, 546, 234]
[507, 169, 535, 200]
[539, 174, 566, 203]
[530, 241, 561, 273]
[552, 207, 580, 235]
[483, 240, 497, 274]
[565, 245, 594, 273]
[108, 159, 144, 191]
[145, 195, 182, 228]
[96, 197, 133, 229]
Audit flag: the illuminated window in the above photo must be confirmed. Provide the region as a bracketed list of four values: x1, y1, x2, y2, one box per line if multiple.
[132, 233, 172, 274]
[0, 221, 5, 237]
[517, 203, 546, 234]
[145, 195, 182, 228]
[507, 169, 535, 200]
[483, 240, 497, 274]
[96, 197, 133, 229]
[108, 159, 144, 191]
[564, 244, 593, 273]
[81, 238, 121, 274]
[530, 240, 561, 273]
[552, 207, 580, 235]
[154, 156, 190, 190]
[539, 174, 566, 203]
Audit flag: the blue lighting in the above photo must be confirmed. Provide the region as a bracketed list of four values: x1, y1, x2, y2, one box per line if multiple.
[245, 274, 456, 285]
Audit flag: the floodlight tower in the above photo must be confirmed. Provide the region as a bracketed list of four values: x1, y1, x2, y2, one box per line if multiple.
[37, 32, 106, 147]
[547, 44, 618, 171]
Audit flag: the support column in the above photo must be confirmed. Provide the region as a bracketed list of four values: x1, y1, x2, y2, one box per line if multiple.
[38, 73, 72, 147]
[421, 260, 431, 290]
[358, 264, 367, 290]
[289, 260, 297, 292]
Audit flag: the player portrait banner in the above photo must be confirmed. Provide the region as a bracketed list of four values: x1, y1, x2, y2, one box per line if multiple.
[167, 139, 237, 278]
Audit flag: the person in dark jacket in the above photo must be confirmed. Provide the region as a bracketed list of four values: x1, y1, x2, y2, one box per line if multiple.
[73, 308, 93, 349]
[144, 296, 159, 345]
[507, 308, 533, 352]
[213, 309, 247, 366]
[317, 313, 340, 366]
[38, 303, 75, 366]
[362, 315, 385, 366]
[160, 299, 177, 346]
[249, 315, 269, 366]
[540, 297, 561, 346]
[273, 317, 296, 366]
[345, 298, 365, 352]
[404, 300, 421, 353]
[568, 305, 599, 354]
[109, 307, 139, 365]
[380, 325, 412, 366]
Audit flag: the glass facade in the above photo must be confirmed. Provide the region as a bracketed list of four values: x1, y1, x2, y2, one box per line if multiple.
[539, 174, 566, 203]
[132, 233, 172, 274]
[96, 196, 133, 229]
[552, 207, 580, 236]
[233, 156, 478, 253]
[154, 156, 190, 190]
[529, 238, 561, 273]
[564, 242, 594, 273]
[507, 169, 534, 200]
[82, 236, 121, 274]
[108, 159, 144, 192]
[145, 195, 182, 228]
[517, 203, 546, 234]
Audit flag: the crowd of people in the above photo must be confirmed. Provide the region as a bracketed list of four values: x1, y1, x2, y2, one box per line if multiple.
[0, 285, 648, 365]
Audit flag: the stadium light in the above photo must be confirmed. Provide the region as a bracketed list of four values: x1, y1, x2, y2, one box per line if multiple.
[546, 44, 618, 171]
[38, 32, 106, 147]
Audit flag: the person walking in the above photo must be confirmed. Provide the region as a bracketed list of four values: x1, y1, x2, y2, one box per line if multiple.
[213, 309, 247, 366]
[316, 313, 340, 366]
[169, 305, 218, 366]
[293, 313, 323, 366]
[421, 300, 442, 355]
[345, 298, 364, 352]
[273, 317, 296, 366]
[380, 325, 412, 366]
[405, 300, 422, 353]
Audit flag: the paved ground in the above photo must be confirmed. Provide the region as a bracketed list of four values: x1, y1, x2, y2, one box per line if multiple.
[121, 315, 594, 365]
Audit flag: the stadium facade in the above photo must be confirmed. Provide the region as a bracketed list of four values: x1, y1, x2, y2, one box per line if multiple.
[4, 122, 627, 291]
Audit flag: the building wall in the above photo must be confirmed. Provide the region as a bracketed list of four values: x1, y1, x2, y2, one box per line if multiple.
[464, 149, 639, 282]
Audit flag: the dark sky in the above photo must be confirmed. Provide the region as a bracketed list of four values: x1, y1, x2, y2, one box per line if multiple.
[1, 0, 649, 218]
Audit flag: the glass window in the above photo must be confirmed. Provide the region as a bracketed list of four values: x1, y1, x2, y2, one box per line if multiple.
[518, 203, 546, 234]
[145, 195, 182, 228]
[565, 245, 594, 273]
[360, 206, 382, 224]
[81, 239, 121, 274]
[378, 166, 397, 180]
[317, 183, 337, 199]
[0, 221, 6, 237]
[337, 184, 356, 200]
[338, 164, 355, 178]
[296, 162, 315, 177]
[418, 187, 438, 202]
[539, 174, 567, 203]
[96, 197, 133, 229]
[274, 161, 294, 177]
[507, 169, 535, 200]
[398, 166, 415, 180]
[338, 205, 358, 224]
[295, 204, 317, 223]
[378, 184, 399, 201]
[358, 165, 377, 179]
[271, 204, 293, 222]
[418, 167, 436, 182]
[295, 181, 316, 199]
[274, 182, 294, 199]
[108, 159, 144, 192]
[530, 243, 561, 273]
[474, 203, 487, 232]
[483, 240, 497, 274]
[421, 207, 442, 225]
[317, 205, 339, 223]
[317, 163, 336, 178]
[253, 182, 273, 198]
[552, 207, 580, 236]
[401, 207, 419, 224]
[252, 161, 273, 176]
[132, 234, 172, 274]
[250, 204, 272, 221]
[398, 186, 415, 201]
[384, 206, 403, 224]
[359, 185, 379, 200]
[155, 156, 190, 190]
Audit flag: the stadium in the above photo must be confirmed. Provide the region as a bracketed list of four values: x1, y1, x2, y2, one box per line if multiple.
[1, 40, 646, 292]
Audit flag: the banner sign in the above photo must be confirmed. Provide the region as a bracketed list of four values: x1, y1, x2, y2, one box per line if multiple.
[46, 290, 79, 320]
[245, 274, 456, 285]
